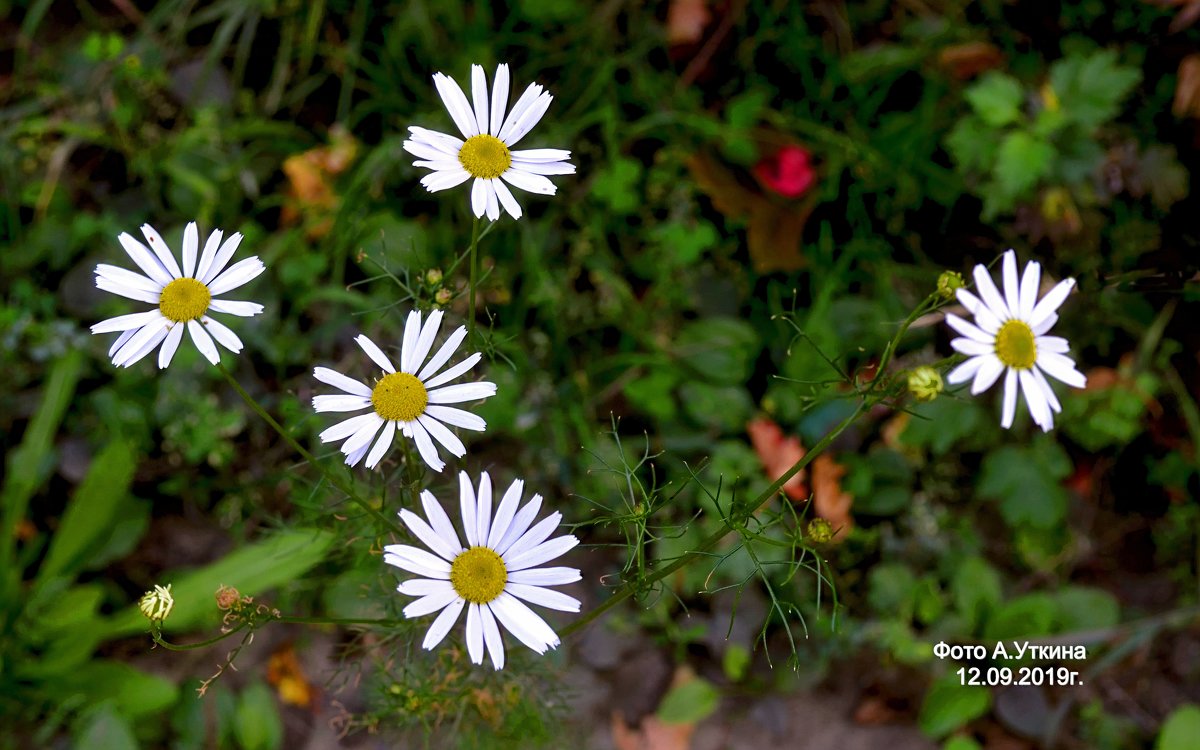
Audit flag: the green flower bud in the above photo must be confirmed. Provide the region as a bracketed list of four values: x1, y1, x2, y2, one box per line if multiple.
[139, 584, 174, 623]
[907, 366, 944, 402]
[806, 518, 834, 544]
[937, 271, 965, 300]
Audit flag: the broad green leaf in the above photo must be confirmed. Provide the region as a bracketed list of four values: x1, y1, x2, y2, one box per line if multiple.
[993, 131, 1054, 199]
[964, 72, 1024, 126]
[1053, 586, 1119, 632]
[984, 593, 1057, 641]
[591, 156, 643, 215]
[74, 703, 138, 750]
[945, 117, 1002, 174]
[679, 382, 753, 432]
[675, 317, 760, 385]
[944, 736, 983, 750]
[722, 644, 751, 681]
[901, 397, 994, 455]
[919, 673, 991, 738]
[54, 660, 179, 719]
[1048, 50, 1141, 130]
[234, 681, 283, 750]
[952, 557, 1003, 634]
[977, 442, 1072, 529]
[868, 563, 917, 618]
[656, 676, 720, 724]
[103, 528, 335, 637]
[38, 441, 137, 584]
[623, 368, 680, 422]
[1157, 705, 1200, 750]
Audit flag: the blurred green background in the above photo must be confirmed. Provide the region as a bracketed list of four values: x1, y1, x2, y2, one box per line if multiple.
[2, 1, 1200, 748]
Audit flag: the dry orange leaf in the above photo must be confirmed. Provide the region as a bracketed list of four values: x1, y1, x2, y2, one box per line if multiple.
[1173, 54, 1200, 119]
[611, 712, 695, 750]
[937, 41, 1005, 79]
[811, 454, 854, 539]
[266, 643, 315, 709]
[746, 417, 807, 500]
[666, 0, 711, 45]
[280, 125, 359, 240]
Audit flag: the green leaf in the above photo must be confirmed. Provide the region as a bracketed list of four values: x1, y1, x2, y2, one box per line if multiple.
[38, 441, 137, 584]
[1049, 50, 1141, 130]
[993, 131, 1054, 199]
[656, 677, 720, 724]
[679, 382, 753, 433]
[74, 703, 138, 750]
[591, 156, 643, 215]
[103, 528, 335, 637]
[1157, 705, 1200, 750]
[977, 442, 1072, 529]
[944, 737, 983, 750]
[919, 673, 991, 739]
[984, 593, 1057, 640]
[901, 397, 993, 455]
[722, 644, 751, 681]
[964, 72, 1024, 126]
[945, 117, 1003, 174]
[1053, 586, 1119, 631]
[868, 563, 917, 619]
[234, 681, 283, 750]
[55, 660, 179, 719]
[623, 368, 679, 422]
[952, 557, 1003, 634]
[675, 317, 761, 385]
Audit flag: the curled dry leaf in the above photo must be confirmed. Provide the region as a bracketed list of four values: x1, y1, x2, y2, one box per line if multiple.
[811, 454, 854, 539]
[747, 417, 807, 500]
[281, 125, 359, 239]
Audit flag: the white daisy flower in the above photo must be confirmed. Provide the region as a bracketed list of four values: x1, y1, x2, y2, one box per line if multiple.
[312, 310, 496, 472]
[385, 471, 581, 669]
[403, 63, 575, 221]
[90, 222, 265, 369]
[945, 249, 1087, 431]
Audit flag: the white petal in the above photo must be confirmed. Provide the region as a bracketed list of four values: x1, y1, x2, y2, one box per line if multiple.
[113, 319, 169, 367]
[187, 319, 220, 365]
[341, 415, 384, 457]
[400, 507, 463, 562]
[506, 583, 581, 613]
[207, 299, 264, 317]
[506, 534, 578, 572]
[495, 494, 543, 555]
[425, 405, 486, 431]
[417, 414, 467, 458]
[107, 328, 137, 357]
[194, 229, 223, 283]
[344, 441, 371, 468]
[490, 592, 560, 654]
[509, 159, 575, 176]
[409, 309, 445, 376]
[465, 603, 485, 665]
[96, 278, 161, 304]
[421, 169, 472, 192]
[404, 139, 456, 161]
[1032, 312, 1058, 336]
[157, 324, 185, 369]
[1036, 352, 1087, 388]
[502, 512, 561, 562]
[319, 413, 379, 443]
[485, 180, 500, 221]
[403, 588, 459, 618]
[480, 602, 505, 670]
[1031, 367, 1063, 414]
[364, 420, 397, 470]
[355, 334, 396, 373]
[510, 148, 573, 162]
[422, 598, 465, 650]
[946, 356, 983, 386]
[471, 177, 488, 218]
[1019, 369, 1052, 431]
[950, 338, 993, 357]
[492, 178, 524, 220]
[507, 567, 581, 586]
[407, 126, 464, 155]
[1019, 260, 1041, 319]
[418, 325, 468, 381]
[95, 264, 162, 293]
[500, 91, 551, 147]
[470, 64, 489, 137]
[486, 479, 523, 549]
[117, 232, 173, 286]
[1000, 369, 1018, 429]
[498, 83, 544, 141]
[399, 309, 422, 374]
[459, 471, 478, 547]
[433, 72, 479, 139]
[181, 222, 198, 278]
[427, 382, 497, 404]
[945, 313, 993, 344]
[207, 257, 265, 296]
[383, 544, 452, 579]
[489, 64, 509, 135]
[91, 310, 163, 334]
[973, 262, 1010, 321]
[403, 420, 443, 472]
[139, 224, 183, 279]
[202, 316, 243, 353]
[313, 394, 371, 412]
[476, 472, 493, 550]
[410, 158, 464, 172]
[201, 232, 244, 285]
[421, 490, 462, 551]
[1002, 250, 1020, 319]
[1029, 279, 1075, 328]
[971, 355, 1005, 395]
[1035, 335, 1071, 354]
[313, 366, 372, 397]
[398, 578, 454, 597]
[500, 169, 557, 195]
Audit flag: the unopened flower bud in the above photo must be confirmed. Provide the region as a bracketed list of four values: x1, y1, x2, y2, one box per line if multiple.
[139, 584, 174, 623]
[425, 268, 443, 285]
[806, 518, 834, 544]
[937, 271, 964, 300]
[907, 366, 944, 402]
[434, 288, 453, 306]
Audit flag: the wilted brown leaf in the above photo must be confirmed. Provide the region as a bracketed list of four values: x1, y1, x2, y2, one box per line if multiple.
[266, 643, 315, 709]
[612, 712, 694, 750]
[938, 41, 1005, 79]
[281, 125, 359, 240]
[666, 0, 711, 45]
[811, 454, 854, 539]
[747, 417, 807, 500]
[1176, 54, 1200, 118]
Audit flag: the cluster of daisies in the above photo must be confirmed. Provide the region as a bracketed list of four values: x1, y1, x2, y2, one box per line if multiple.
[91, 65, 579, 670]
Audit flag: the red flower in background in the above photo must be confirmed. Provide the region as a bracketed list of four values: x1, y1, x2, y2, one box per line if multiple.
[753, 145, 816, 198]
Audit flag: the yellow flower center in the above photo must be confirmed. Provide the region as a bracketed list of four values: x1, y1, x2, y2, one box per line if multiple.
[158, 278, 211, 323]
[458, 134, 512, 179]
[371, 372, 428, 422]
[994, 320, 1037, 370]
[450, 546, 507, 604]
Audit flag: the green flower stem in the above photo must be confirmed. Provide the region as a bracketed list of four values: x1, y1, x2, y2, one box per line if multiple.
[151, 623, 247, 651]
[216, 361, 403, 536]
[272, 615, 406, 627]
[466, 217, 482, 341]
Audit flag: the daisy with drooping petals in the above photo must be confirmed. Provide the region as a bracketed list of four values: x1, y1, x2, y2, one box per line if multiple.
[404, 63, 575, 221]
[91, 223, 265, 369]
[945, 249, 1087, 431]
[312, 310, 496, 472]
[385, 472, 581, 670]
